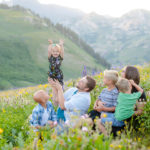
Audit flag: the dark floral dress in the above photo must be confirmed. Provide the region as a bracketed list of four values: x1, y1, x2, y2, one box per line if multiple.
[48, 55, 63, 85]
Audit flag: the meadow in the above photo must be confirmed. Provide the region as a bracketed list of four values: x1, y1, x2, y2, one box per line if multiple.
[0, 64, 150, 150]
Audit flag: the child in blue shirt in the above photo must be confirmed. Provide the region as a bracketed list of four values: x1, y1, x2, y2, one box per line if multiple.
[30, 90, 57, 129]
[90, 70, 119, 121]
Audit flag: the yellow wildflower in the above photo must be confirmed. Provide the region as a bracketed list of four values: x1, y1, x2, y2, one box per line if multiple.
[38, 84, 42, 88]
[138, 138, 141, 142]
[102, 113, 107, 118]
[25, 92, 28, 95]
[117, 131, 121, 135]
[124, 121, 127, 125]
[0, 128, 3, 134]
[77, 136, 82, 141]
[118, 145, 122, 149]
[44, 84, 48, 88]
[49, 94, 53, 98]
[2, 108, 6, 113]
[110, 144, 114, 148]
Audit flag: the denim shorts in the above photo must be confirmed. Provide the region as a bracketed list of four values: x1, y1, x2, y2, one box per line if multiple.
[101, 112, 125, 127]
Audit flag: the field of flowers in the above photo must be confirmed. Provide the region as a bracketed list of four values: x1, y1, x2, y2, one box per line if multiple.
[0, 64, 150, 150]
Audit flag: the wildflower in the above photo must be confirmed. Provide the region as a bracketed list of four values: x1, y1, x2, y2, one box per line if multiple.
[25, 92, 28, 95]
[109, 121, 112, 125]
[0, 128, 3, 134]
[147, 146, 150, 150]
[117, 131, 121, 135]
[102, 113, 107, 118]
[94, 119, 97, 123]
[49, 94, 53, 98]
[110, 144, 114, 148]
[60, 140, 64, 145]
[51, 134, 57, 140]
[44, 84, 48, 88]
[138, 138, 141, 142]
[118, 145, 122, 149]
[2, 108, 6, 113]
[38, 84, 42, 88]
[77, 136, 82, 141]
[124, 121, 127, 125]
[82, 126, 88, 132]
[36, 132, 40, 136]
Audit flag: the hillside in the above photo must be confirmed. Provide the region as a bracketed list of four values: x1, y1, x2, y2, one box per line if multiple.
[11, 0, 150, 65]
[0, 6, 108, 90]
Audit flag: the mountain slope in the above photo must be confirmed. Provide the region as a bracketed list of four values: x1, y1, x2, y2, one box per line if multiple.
[64, 10, 150, 65]
[0, 7, 107, 90]
[12, 0, 85, 25]
[11, 0, 150, 65]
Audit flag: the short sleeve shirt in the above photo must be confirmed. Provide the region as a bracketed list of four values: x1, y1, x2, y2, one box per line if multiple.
[98, 87, 119, 107]
[115, 92, 142, 121]
[64, 87, 91, 121]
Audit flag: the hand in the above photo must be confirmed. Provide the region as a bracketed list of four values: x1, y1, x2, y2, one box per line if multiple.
[59, 39, 64, 46]
[97, 101, 105, 107]
[48, 77, 56, 88]
[95, 101, 105, 112]
[54, 80, 62, 90]
[95, 100, 100, 105]
[129, 80, 135, 85]
[48, 77, 62, 90]
[48, 39, 53, 44]
[95, 105, 103, 112]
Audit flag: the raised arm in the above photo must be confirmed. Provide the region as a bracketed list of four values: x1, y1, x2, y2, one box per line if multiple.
[48, 40, 53, 59]
[129, 80, 143, 94]
[48, 78, 66, 110]
[59, 39, 64, 59]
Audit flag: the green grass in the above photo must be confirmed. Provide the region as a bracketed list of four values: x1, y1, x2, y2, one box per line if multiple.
[0, 8, 104, 90]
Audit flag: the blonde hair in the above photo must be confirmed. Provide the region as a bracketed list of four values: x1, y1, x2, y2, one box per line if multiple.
[52, 44, 61, 53]
[116, 78, 130, 93]
[104, 70, 119, 84]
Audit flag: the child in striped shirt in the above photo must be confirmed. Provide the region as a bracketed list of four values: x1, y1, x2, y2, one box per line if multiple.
[93, 70, 119, 118]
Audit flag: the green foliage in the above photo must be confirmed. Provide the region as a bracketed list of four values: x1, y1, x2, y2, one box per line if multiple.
[0, 104, 34, 147]
[138, 101, 150, 132]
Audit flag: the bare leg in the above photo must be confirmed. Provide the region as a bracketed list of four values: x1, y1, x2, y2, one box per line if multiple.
[96, 119, 107, 136]
[52, 87, 58, 106]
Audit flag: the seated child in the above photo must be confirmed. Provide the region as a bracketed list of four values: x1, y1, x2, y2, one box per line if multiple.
[82, 70, 119, 129]
[48, 39, 64, 106]
[97, 78, 143, 136]
[30, 90, 57, 129]
[92, 70, 119, 117]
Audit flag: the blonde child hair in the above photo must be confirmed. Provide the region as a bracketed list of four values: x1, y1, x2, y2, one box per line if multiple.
[104, 70, 119, 84]
[52, 44, 61, 53]
[116, 78, 130, 93]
